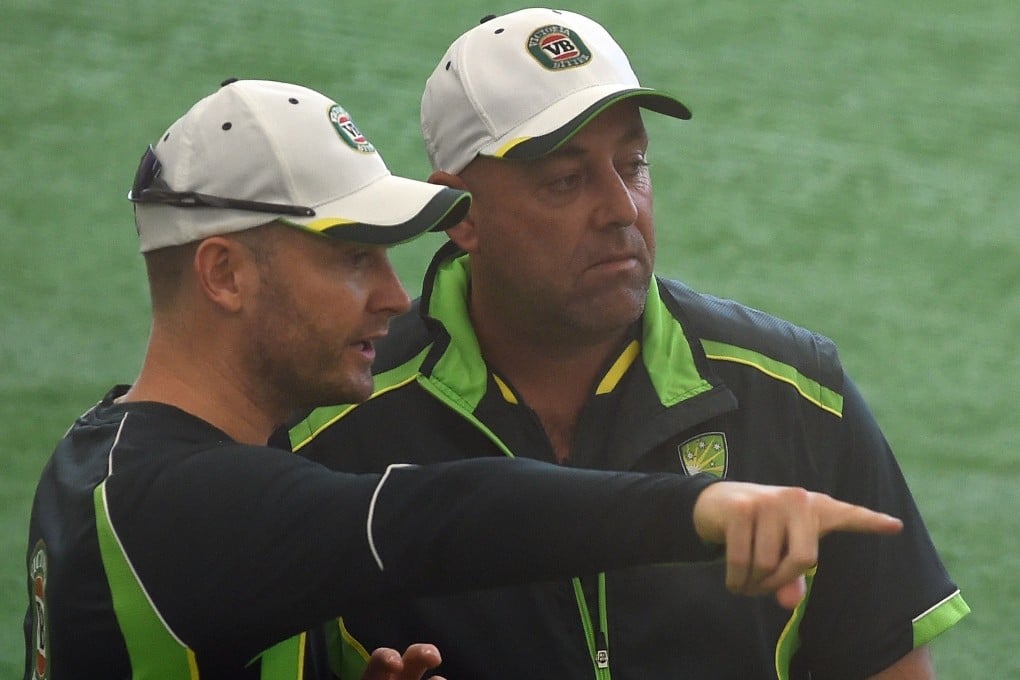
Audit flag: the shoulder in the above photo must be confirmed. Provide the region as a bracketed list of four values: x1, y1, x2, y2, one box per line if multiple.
[655, 277, 844, 394]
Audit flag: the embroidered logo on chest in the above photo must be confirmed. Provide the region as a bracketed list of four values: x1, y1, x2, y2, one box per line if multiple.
[677, 432, 728, 479]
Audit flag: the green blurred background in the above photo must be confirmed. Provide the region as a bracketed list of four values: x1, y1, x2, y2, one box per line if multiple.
[3, 0, 1016, 676]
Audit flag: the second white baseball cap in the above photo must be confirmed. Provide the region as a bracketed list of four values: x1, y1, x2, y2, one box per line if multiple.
[421, 8, 692, 174]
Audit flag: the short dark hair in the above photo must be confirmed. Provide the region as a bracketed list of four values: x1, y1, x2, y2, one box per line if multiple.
[143, 241, 199, 313]
[142, 222, 284, 313]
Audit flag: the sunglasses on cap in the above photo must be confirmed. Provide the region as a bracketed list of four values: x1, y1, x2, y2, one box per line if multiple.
[127, 145, 316, 217]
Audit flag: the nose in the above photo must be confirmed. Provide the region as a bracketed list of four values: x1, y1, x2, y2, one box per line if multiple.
[372, 257, 412, 317]
[595, 166, 639, 228]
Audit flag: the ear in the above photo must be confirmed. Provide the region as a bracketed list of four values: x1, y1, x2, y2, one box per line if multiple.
[429, 170, 479, 253]
[192, 236, 252, 313]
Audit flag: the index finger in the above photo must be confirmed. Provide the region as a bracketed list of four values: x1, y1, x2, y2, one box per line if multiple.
[816, 496, 903, 537]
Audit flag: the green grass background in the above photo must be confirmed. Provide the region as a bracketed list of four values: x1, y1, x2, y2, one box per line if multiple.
[3, 0, 1016, 676]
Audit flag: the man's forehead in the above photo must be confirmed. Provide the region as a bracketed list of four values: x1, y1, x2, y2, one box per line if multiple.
[464, 103, 647, 175]
[546, 105, 648, 159]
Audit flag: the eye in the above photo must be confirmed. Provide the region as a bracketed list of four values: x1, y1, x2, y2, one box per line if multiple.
[348, 248, 373, 267]
[331, 245, 372, 270]
[548, 171, 583, 193]
[621, 154, 650, 179]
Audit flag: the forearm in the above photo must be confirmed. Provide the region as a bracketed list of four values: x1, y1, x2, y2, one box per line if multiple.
[369, 457, 721, 594]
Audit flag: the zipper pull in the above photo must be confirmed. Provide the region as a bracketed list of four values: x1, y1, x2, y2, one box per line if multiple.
[595, 631, 609, 669]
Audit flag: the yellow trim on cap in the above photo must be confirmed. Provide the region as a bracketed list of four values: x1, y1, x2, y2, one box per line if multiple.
[304, 217, 357, 233]
[492, 137, 532, 158]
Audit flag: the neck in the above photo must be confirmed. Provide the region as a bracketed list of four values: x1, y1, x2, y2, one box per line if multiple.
[120, 327, 282, 446]
[471, 305, 631, 464]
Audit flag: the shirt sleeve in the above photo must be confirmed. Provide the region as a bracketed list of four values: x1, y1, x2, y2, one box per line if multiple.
[794, 374, 969, 678]
[108, 445, 720, 665]
[365, 457, 722, 594]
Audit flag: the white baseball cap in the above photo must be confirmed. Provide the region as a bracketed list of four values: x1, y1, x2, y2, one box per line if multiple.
[421, 8, 692, 174]
[130, 79, 470, 252]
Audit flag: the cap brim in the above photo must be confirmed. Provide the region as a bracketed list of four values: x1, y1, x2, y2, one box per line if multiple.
[486, 87, 691, 162]
[281, 177, 470, 245]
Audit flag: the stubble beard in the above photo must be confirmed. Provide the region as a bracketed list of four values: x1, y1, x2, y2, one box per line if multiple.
[561, 268, 651, 343]
[244, 285, 370, 420]
[511, 279, 649, 352]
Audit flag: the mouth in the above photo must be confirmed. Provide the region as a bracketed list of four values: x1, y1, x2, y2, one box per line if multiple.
[353, 330, 388, 359]
[589, 252, 641, 272]
[350, 341, 376, 364]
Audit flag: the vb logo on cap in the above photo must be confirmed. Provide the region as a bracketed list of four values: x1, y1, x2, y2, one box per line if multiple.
[527, 24, 591, 70]
[329, 104, 376, 153]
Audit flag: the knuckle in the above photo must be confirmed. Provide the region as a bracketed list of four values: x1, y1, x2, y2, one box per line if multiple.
[788, 545, 818, 569]
[784, 486, 812, 506]
[758, 554, 781, 572]
[728, 554, 752, 572]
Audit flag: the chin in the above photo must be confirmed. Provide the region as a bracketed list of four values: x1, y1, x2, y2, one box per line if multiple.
[293, 375, 373, 409]
[589, 288, 647, 323]
[334, 376, 375, 404]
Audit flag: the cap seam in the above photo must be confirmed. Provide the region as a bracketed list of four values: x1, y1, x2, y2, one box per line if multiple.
[458, 31, 497, 139]
[233, 84, 303, 206]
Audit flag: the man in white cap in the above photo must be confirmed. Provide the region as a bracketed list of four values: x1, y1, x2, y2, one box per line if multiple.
[24, 78, 903, 679]
[287, 9, 969, 679]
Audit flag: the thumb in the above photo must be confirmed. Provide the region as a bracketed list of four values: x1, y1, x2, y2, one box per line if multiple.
[774, 575, 807, 610]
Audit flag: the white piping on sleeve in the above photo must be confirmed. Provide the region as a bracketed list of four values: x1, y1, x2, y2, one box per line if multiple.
[912, 588, 963, 623]
[367, 463, 414, 572]
[102, 413, 190, 647]
[106, 413, 129, 477]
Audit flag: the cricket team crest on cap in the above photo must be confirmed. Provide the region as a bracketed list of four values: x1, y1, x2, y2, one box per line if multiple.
[678, 432, 729, 479]
[527, 24, 592, 70]
[329, 104, 376, 153]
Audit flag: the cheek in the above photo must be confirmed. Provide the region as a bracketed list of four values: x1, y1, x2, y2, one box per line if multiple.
[309, 267, 368, 306]
[485, 226, 569, 279]
[639, 218, 656, 258]
[312, 286, 364, 335]
[280, 273, 366, 340]
[473, 192, 588, 272]
[635, 194, 656, 257]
